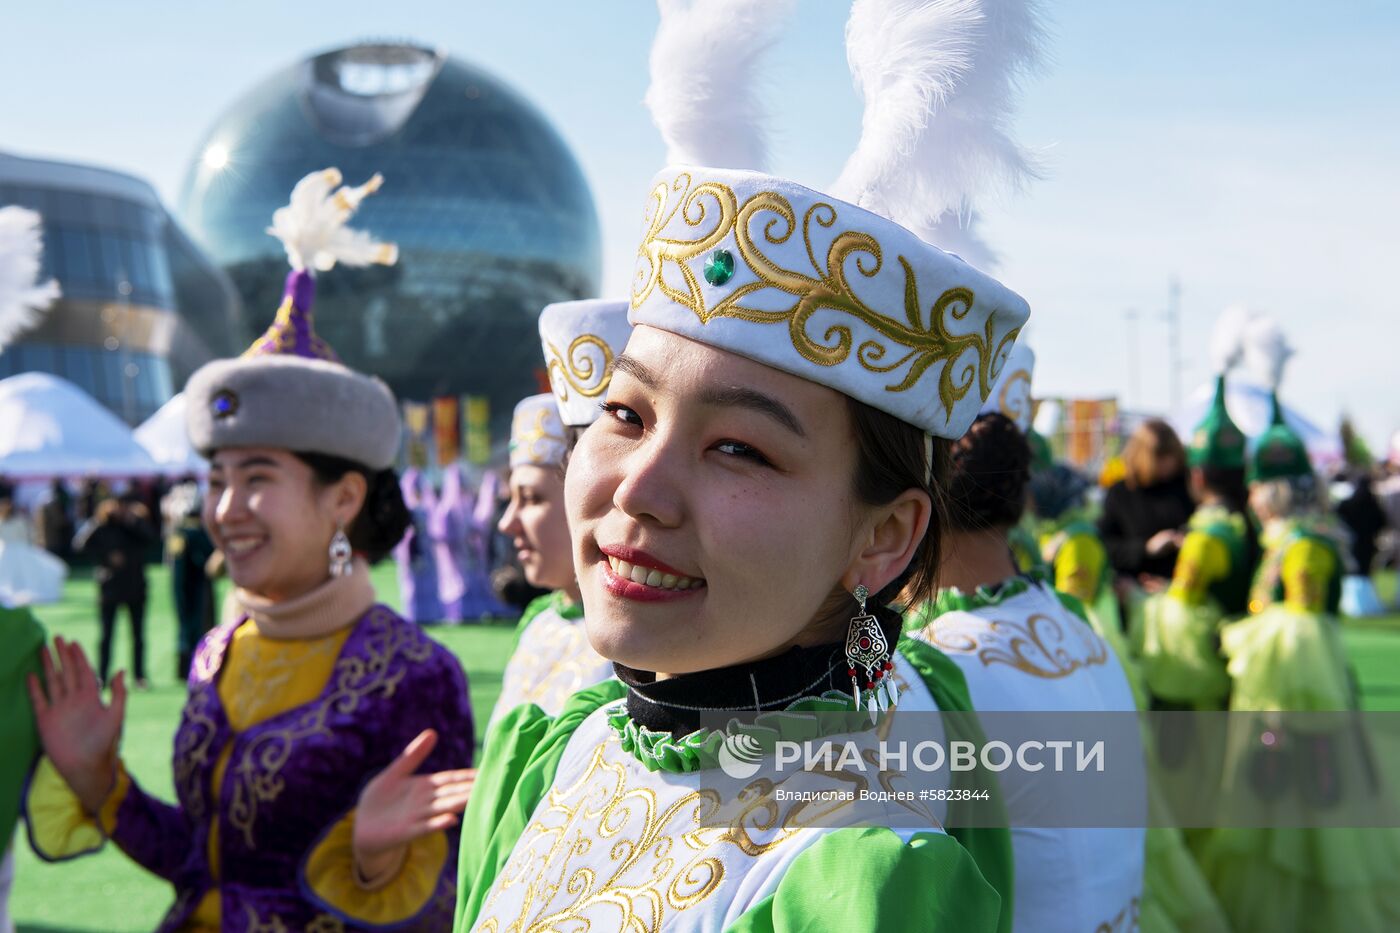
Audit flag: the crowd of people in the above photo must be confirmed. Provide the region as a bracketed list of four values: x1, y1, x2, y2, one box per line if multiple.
[3, 1, 1400, 932]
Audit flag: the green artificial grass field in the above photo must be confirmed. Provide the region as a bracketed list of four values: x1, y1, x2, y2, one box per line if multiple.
[9, 566, 1400, 931]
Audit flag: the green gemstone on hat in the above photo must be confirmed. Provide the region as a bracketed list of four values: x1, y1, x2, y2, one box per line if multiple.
[703, 248, 735, 286]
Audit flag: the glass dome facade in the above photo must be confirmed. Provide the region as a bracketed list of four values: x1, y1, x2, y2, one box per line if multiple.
[179, 42, 602, 431]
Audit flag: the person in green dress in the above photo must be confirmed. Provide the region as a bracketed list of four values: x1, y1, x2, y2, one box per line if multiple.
[1197, 315, 1400, 933]
[1140, 369, 1256, 712]
[452, 0, 1050, 927]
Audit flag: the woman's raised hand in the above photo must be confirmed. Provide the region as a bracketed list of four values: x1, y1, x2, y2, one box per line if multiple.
[352, 729, 474, 883]
[26, 636, 126, 814]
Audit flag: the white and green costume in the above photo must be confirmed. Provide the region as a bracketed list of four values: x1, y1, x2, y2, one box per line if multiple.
[490, 591, 613, 727]
[909, 575, 1146, 933]
[457, 641, 1013, 932]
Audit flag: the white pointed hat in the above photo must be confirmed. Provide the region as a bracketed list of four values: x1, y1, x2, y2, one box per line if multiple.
[630, 0, 1041, 439]
[508, 394, 567, 469]
[979, 341, 1035, 433]
[537, 299, 631, 427]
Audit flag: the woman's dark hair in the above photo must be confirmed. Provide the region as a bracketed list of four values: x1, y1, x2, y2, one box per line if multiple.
[295, 452, 411, 564]
[944, 413, 1031, 533]
[1122, 418, 1186, 489]
[1197, 465, 1249, 515]
[845, 397, 952, 626]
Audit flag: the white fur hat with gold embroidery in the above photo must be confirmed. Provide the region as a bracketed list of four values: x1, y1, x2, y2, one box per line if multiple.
[508, 394, 567, 469]
[537, 299, 631, 427]
[979, 341, 1035, 433]
[631, 0, 1043, 440]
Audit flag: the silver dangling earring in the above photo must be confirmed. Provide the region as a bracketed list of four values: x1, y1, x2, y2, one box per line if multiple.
[844, 584, 896, 717]
[328, 525, 353, 578]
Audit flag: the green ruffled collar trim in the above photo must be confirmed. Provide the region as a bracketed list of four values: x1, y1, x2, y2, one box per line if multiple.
[929, 569, 1049, 617]
[607, 690, 874, 774]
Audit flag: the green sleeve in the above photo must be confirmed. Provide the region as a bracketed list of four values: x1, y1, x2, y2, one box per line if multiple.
[455, 679, 627, 932]
[454, 702, 553, 925]
[897, 638, 1015, 933]
[0, 607, 45, 851]
[724, 827, 1001, 933]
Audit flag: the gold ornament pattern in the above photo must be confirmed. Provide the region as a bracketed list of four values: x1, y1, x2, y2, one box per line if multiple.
[511, 406, 567, 465]
[996, 367, 1032, 424]
[496, 611, 611, 719]
[473, 730, 867, 931]
[918, 612, 1108, 680]
[545, 334, 616, 405]
[632, 173, 1020, 422]
[226, 609, 434, 848]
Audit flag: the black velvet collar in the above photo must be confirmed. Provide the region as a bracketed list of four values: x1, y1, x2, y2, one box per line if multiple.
[613, 606, 902, 737]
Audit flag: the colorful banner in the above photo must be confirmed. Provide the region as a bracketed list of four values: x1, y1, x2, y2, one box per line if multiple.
[403, 401, 431, 469]
[464, 395, 491, 465]
[433, 396, 461, 466]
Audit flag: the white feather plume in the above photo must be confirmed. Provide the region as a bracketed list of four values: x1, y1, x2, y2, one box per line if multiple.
[918, 209, 998, 269]
[1242, 311, 1293, 391]
[1208, 304, 1254, 375]
[266, 168, 399, 273]
[830, 0, 1046, 239]
[645, 0, 796, 170]
[0, 206, 60, 351]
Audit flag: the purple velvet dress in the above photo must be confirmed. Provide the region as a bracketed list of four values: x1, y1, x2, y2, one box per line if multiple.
[98, 606, 472, 931]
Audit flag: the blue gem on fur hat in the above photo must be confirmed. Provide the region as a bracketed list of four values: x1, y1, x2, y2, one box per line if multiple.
[211, 390, 238, 419]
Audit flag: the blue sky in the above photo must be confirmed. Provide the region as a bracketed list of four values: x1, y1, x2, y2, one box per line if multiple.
[4, 0, 1398, 448]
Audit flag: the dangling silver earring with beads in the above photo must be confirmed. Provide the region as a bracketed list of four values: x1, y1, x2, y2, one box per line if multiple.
[844, 584, 896, 715]
[328, 525, 353, 578]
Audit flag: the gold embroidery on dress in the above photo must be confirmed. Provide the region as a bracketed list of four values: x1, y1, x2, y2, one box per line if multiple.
[545, 334, 616, 404]
[176, 633, 233, 821]
[226, 609, 435, 847]
[304, 914, 346, 933]
[919, 612, 1108, 679]
[500, 612, 605, 715]
[631, 173, 1019, 420]
[475, 737, 855, 932]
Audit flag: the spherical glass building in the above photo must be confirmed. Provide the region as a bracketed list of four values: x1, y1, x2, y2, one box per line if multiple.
[179, 42, 601, 433]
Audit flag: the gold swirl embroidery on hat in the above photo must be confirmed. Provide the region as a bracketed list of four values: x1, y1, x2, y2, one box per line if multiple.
[633, 174, 1019, 421]
[997, 368, 1032, 422]
[511, 407, 566, 464]
[544, 333, 616, 403]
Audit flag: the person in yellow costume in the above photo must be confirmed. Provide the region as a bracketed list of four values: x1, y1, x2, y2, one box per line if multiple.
[1196, 314, 1400, 933]
[1140, 349, 1257, 712]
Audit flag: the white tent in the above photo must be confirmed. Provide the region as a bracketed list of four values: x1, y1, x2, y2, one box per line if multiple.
[134, 393, 206, 476]
[0, 372, 159, 478]
[1171, 378, 1343, 470]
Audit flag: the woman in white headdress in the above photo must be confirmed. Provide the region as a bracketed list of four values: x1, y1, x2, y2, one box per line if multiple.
[453, 1, 1047, 929]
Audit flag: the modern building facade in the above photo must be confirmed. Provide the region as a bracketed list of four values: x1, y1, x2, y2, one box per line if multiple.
[179, 41, 603, 436]
[0, 151, 243, 425]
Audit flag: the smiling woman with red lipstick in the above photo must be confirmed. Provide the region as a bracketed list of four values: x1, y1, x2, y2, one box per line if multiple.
[23, 170, 474, 933]
[453, 4, 1040, 929]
